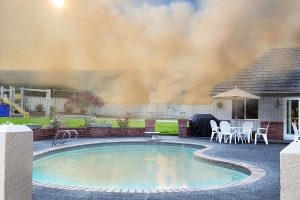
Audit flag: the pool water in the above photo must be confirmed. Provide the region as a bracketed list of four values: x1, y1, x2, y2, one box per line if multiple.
[33, 143, 248, 190]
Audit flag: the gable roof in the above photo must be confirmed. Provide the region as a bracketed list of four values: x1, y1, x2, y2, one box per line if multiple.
[211, 47, 300, 96]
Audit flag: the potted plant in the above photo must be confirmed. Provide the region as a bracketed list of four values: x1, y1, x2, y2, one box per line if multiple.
[35, 104, 44, 112]
[216, 100, 223, 109]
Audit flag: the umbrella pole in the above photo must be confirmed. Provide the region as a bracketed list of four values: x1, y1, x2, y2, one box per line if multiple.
[234, 101, 237, 126]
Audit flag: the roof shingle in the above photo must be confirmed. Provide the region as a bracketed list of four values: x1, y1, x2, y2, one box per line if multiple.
[211, 47, 300, 96]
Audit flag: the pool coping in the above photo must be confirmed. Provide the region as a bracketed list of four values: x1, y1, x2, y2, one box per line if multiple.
[33, 139, 266, 193]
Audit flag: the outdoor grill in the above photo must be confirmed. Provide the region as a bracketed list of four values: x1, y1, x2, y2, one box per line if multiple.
[189, 114, 220, 137]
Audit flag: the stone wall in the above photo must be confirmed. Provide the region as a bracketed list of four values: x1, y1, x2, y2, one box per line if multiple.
[261, 121, 283, 140]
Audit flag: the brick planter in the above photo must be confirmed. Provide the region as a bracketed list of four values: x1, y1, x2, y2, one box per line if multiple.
[32, 127, 147, 141]
[261, 121, 283, 140]
[178, 119, 188, 137]
[90, 127, 111, 137]
[145, 119, 156, 132]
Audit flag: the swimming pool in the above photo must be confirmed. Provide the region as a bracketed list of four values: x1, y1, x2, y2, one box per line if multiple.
[33, 143, 249, 191]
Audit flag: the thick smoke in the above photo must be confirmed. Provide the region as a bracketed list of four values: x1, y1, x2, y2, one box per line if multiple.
[0, 0, 299, 103]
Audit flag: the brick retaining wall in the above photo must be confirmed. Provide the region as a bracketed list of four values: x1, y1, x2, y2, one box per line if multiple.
[33, 127, 147, 141]
[261, 121, 283, 140]
[32, 119, 159, 141]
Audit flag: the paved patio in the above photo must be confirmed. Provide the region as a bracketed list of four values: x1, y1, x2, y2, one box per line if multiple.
[33, 136, 287, 200]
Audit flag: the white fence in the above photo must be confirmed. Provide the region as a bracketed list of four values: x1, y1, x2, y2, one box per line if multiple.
[24, 96, 280, 130]
[24, 96, 225, 119]
[24, 96, 67, 112]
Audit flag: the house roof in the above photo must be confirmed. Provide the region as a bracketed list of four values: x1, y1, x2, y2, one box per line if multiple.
[211, 47, 300, 96]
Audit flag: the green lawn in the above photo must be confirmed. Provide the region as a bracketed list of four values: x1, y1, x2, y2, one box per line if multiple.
[155, 122, 179, 134]
[0, 117, 179, 135]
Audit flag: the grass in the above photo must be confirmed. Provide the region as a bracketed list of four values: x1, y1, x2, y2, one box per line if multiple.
[155, 122, 179, 135]
[0, 117, 179, 135]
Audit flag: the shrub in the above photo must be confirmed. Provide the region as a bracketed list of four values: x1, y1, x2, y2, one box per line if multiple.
[24, 106, 31, 112]
[65, 92, 104, 115]
[117, 113, 130, 128]
[48, 115, 66, 129]
[84, 115, 97, 127]
[35, 104, 44, 112]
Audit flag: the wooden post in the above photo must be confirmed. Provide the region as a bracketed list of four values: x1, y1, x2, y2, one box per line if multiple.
[9, 86, 13, 101]
[20, 87, 24, 111]
[0, 86, 3, 98]
[8, 86, 13, 116]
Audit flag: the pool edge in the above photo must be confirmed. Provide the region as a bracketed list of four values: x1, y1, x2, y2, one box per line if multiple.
[33, 140, 266, 193]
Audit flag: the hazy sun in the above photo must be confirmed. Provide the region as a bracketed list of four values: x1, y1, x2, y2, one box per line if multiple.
[51, 0, 64, 8]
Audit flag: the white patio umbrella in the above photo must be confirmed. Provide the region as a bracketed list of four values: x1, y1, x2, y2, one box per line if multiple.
[213, 86, 260, 123]
[213, 86, 260, 100]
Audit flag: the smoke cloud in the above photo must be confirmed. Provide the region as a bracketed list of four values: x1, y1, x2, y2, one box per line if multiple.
[0, 0, 299, 103]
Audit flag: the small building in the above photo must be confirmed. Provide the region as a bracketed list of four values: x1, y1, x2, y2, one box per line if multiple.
[211, 47, 300, 140]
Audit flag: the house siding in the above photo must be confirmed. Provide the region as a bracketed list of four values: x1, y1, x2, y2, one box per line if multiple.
[259, 97, 284, 122]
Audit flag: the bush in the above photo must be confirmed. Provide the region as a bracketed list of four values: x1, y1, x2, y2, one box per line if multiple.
[24, 106, 31, 112]
[84, 115, 97, 127]
[48, 115, 66, 129]
[35, 104, 44, 112]
[65, 92, 104, 115]
[117, 113, 130, 128]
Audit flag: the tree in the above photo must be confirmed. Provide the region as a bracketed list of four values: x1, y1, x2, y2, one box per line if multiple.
[65, 92, 104, 114]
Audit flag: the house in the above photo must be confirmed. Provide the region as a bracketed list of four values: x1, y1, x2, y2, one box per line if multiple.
[211, 47, 300, 140]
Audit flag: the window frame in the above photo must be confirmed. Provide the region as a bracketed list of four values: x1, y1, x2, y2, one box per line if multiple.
[232, 99, 259, 120]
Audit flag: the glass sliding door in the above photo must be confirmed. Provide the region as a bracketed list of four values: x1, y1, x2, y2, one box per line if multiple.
[285, 99, 299, 140]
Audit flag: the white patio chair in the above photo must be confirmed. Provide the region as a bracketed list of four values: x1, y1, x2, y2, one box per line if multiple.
[219, 121, 236, 144]
[239, 121, 254, 144]
[292, 122, 300, 142]
[254, 122, 270, 145]
[210, 120, 220, 141]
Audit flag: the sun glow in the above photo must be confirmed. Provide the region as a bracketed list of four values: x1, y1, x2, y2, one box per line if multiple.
[51, 0, 64, 8]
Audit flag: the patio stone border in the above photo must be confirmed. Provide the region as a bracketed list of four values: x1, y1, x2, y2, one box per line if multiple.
[33, 140, 266, 193]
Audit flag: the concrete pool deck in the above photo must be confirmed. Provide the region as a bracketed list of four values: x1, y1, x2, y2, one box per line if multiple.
[33, 136, 287, 200]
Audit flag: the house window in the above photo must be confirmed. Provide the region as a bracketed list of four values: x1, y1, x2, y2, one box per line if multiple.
[232, 99, 258, 119]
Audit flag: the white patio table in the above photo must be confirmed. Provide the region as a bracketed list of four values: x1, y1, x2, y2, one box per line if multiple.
[220, 126, 239, 144]
[231, 126, 252, 144]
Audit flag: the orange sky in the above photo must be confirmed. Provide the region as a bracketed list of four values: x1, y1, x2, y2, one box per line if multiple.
[0, 0, 300, 103]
